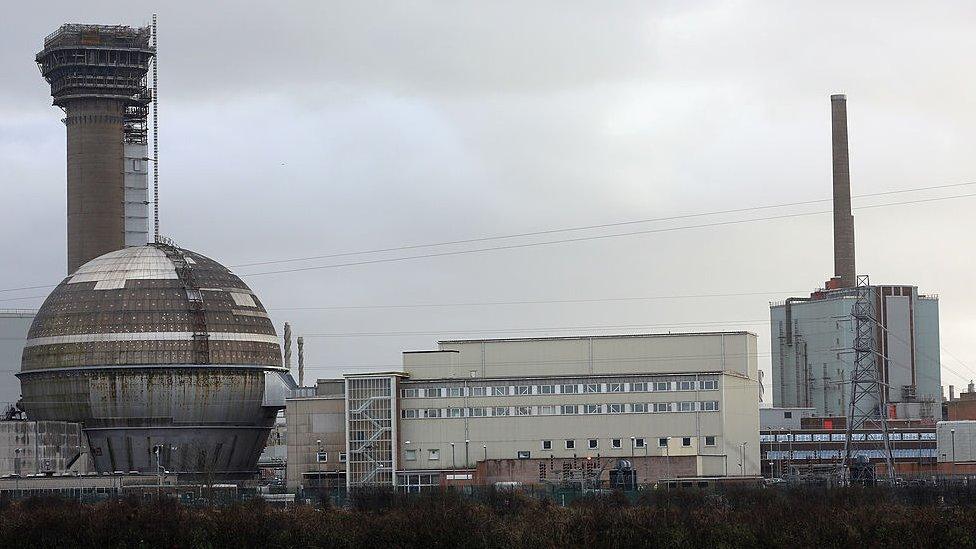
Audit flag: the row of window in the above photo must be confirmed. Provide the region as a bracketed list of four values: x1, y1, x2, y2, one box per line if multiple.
[765, 449, 938, 460]
[401, 379, 719, 399]
[403, 436, 717, 461]
[401, 401, 720, 419]
[760, 432, 936, 443]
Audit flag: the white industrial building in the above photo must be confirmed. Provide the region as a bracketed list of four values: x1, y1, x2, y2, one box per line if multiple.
[284, 332, 762, 492]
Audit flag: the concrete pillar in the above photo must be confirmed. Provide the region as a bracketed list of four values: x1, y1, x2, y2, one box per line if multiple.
[64, 98, 126, 273]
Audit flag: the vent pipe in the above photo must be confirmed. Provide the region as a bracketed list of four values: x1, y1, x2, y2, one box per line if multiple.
[297, 336, 305, 387]
[831, 94, 856, 288]
[283, 322, 292, 370]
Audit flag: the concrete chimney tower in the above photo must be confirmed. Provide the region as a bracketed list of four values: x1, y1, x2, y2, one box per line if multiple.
[297, 337, 305, 387]
[36, 24, 155, 273]
[831, 94, 856, 288]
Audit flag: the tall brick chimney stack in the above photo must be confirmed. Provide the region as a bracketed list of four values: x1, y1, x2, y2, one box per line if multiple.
[831, 94, 856, 288]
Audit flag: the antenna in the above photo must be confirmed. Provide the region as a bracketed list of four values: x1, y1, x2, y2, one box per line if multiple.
[151, 13, 160, 243]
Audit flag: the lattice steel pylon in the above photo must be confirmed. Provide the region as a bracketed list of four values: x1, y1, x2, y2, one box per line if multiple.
[842, 275, 895, 482]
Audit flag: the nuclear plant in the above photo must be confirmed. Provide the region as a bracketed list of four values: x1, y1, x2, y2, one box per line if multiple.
[770, 95, 941, 420]
[18, 23, 292, 478]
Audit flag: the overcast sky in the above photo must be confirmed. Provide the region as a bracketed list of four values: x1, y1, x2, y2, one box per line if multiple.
[2, 1, 975, 399]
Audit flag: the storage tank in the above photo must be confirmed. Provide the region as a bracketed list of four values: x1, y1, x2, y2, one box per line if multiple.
[17, 243, 291, 478]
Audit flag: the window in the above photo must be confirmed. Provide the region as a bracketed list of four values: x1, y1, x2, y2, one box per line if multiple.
[759, 434, 775, 442]
[539, 405, 556, 416]
[428, 449, 440, 460]
[402, 409, 418, 419]
[588, 439, 599, 450]
[316, 451, 328, 462]
[653, 403, 670, 413]
[813, 433, 831, 442]
[338, 452, 347, 463]
[701, 401, 719, 411]
[795, 434, 812, 442]
[584, 383, 602, 393]
[565, 440, 576, 450]
[611, 439, 622, 449]
[903, 432, 920, 441]
[607, 404, 623, 414]
[631, 382, 648, 392]
[542, 440, 552, 450]
[681, 437, 692, 447]
[607, 382, 624, 393]
[700, 380, 718, 390]
[631, 403, 648, 413]
[425, 388, 441, 398]
[677, 380, 695, 391]
[493, 407, 510, 417]
[448, 387, 463, 397]
[561, 405, 579, 415]
[405, 450, 417, 461]
[448, 407, 464, 418]
[658, 438, 668, 448]
[678, 401, 694, 412]
[776, 434, 791, 442]
[920, 432, 936, 440]
[515, 406, 532, 416]
[472, 387, 486, 397]
[561, 384, 579, 394]
[517, 450, 531, 459]
[654, 382, 670, 392]
[492, 386, 508, 396]
[704, 436, 716, 447]
[889, 433, 902, 441]
[539, 385, 555, 395]
[516, 385, 530, 395]
[830, 433, 846, 442]
[851, 433, 866, 441]
[633, 438, 646, 449]
[584, 404, 602, 414]
[423, 409, 441, 419]
[783, 411, 793, 419]
[470, 407, 487, 417]
[402, 388, 419, 398]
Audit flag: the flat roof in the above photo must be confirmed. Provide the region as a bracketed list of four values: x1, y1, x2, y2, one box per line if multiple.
[438, 331, 756, 345]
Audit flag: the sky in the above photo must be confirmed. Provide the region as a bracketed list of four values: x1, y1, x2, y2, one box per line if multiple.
[1, 1, 976, 402]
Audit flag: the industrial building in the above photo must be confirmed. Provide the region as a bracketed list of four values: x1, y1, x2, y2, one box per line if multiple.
[287, 332, 762, 492]
[0, 420, 90, 477]
[36, 23, 155, 273]
[770, 95, 941, 420]
[759, 408, 936, 479]
[17, 245, 293, 477]
[14, 22, 296, 480]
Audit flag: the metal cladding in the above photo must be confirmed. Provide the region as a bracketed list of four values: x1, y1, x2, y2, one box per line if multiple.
[36, 24, 155, 273]
[17, 244, 289, 478]
[831, 93, 856, 288]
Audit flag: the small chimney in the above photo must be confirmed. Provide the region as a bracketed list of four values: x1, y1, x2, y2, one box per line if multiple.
[831, 94, 856, 288]
[297, 336, 305, 387]
[283, 322, 292, 370]
[950, 385, 956, 401]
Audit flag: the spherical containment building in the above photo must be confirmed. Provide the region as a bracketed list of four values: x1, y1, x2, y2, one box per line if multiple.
[17, 244, 292, 477]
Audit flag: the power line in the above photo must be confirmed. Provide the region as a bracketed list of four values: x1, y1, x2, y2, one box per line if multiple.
[241, 191, 976, 278]
[267, 290, 805, 311]
[232, 180, 976, 268]
[1, 184, 974, 294]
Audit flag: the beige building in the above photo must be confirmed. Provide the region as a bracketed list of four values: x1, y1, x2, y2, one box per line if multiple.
[289, 332, 762, 491]
[285, 380, 346, 491]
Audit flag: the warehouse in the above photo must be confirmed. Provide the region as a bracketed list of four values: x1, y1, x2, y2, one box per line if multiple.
[288, 331, 761, 491]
